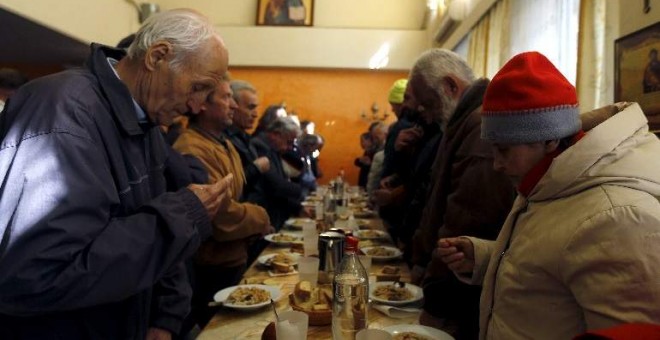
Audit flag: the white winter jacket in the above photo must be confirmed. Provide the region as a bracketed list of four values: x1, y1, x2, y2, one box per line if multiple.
[464, 103, 660, 339]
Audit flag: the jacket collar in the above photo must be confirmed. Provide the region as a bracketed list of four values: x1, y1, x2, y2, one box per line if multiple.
[87, 43, 149, 136]
[447, 78, 490, 128]
[518, 130, 585, 197]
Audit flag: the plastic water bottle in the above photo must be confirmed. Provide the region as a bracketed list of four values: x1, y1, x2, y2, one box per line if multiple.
[332, 236, 368, 340]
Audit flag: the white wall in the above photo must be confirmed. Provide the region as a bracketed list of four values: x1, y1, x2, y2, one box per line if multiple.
[0, 0, 139, 47]
[156, 0, 427, 29]
[0, 0, 430, 69]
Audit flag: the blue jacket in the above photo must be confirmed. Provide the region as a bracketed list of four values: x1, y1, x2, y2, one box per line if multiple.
[0, 44, 211, 339]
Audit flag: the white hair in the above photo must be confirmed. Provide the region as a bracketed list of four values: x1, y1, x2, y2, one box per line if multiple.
[410, 48, 475, 93]
[127, 9, 217, 71]
[230, 80, 257, 103]
[267, 116, 302, 137]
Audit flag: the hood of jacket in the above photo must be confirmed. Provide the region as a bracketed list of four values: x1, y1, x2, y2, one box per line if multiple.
[530, 102, 660, 201]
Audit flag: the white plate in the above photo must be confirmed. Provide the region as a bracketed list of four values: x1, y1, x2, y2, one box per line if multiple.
[383, 324, 455, 340]
[257, 252, 301, 267]
[370, 281, 423, 306]
[354, 229, 388, 240]
[213, 284, 281, 311]
[264, 233, 302, 246]
[361, 246, 402, 260]
[284, 217, 315, 229]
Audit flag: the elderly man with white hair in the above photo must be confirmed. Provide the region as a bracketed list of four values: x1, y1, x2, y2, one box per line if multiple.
[0, 9, 231, 340]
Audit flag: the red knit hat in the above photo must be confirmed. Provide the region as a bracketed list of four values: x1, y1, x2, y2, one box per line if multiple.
[481, 51, 581, 143]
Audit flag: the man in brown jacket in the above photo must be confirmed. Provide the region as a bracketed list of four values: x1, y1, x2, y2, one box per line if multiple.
[174, 75, 272, 327]
[407, 49, 515, 339]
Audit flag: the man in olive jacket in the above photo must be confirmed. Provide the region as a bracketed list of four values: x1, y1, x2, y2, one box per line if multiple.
[174, 76, 272, 326]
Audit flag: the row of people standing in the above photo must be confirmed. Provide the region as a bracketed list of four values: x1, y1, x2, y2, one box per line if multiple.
[364, 48, 660, 339]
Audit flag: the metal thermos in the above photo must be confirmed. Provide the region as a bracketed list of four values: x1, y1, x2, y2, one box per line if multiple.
[318, 230, 346, 277]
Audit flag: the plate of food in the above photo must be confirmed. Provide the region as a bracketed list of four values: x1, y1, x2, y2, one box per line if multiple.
[264, 233, 302, 246]
[354, 229, 388, 240]
[370, 281, 423, 306]
[361, 246, 402, 260]
[258, 252, 301, 267]
[213, 284, 281, 311]
[383, 324, 455, 340]
[284, 217, 315, 230]
[353, 207, 376, 218]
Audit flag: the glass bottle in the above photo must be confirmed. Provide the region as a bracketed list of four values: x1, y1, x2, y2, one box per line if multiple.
[332, 236, 368, 340]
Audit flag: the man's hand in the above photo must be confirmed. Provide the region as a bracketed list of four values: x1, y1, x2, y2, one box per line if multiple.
[436, 237, 475, 274]
[187, 174, 234, 219]
[300, 206, 314, 218]
[145, 327, 171, 340]
[372, 188, 393, 206]
[410, 265, 426, 285]
[395, 126, 424, 151]
[253, 157, 270, 173]
[379, 175, 397, 189]
[263, 225, 276, 236]
[358, 155, 372, 165]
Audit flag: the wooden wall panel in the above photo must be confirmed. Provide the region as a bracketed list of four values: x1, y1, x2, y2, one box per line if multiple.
[229, 67, 408, 185]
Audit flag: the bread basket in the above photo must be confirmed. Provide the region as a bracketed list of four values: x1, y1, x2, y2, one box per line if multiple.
[288, 294, 332, 325]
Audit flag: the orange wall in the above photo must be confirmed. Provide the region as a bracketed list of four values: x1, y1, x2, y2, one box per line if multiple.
[229, 67, 408, 185]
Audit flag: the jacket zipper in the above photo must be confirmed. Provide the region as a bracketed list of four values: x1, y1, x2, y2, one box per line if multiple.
[484, 198, 529, 339]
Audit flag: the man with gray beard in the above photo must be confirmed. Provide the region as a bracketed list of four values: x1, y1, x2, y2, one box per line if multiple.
[406, 49, 515, 339]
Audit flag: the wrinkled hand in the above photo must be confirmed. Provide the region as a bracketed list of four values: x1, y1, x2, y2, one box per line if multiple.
[395, 126, 424, 151]
[436, 237, 475, 274]
[253, 157, 270, 173]
[187, 174, 234, 220]
[379, 175, 397, 189]
[410, 265, 426, 285]
[358, 155, 372, 165]
[300, 206, 314, 218]
[145, 327, 171, 340]
[263, 225, 276, 236]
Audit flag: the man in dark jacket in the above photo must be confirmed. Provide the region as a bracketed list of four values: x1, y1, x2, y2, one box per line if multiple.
[408, 49, 516, 339]
[227, 80, 271, 200]
[0, 9, 231, 340]
[250, 116, 307, 230]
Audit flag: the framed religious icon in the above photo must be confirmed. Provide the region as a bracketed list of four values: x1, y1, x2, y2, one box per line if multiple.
[615, 21, 660, 131]
[256, 0, 314, 26]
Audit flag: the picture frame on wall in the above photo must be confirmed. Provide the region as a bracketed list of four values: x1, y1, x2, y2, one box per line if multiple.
[256, 0, 314, 27]
[615, 21, 660, 131]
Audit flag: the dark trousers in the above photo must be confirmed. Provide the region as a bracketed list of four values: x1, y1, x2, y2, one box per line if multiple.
[191, 263, 247, 328]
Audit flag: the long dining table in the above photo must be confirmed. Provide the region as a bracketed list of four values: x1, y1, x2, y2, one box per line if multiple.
[197, 210, 420, 340]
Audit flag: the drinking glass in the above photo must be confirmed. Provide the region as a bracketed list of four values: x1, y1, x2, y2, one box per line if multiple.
[303, 233, 319, 257]
[298, 256, 320, 287]
[276, 310, 309, 340]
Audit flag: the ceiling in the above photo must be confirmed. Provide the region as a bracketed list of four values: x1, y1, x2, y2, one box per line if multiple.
[0, 7, 89, 66]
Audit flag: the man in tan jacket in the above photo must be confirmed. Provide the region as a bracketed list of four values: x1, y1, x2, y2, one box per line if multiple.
[439, 52, 660, 339]
[174, 75, 272, 327]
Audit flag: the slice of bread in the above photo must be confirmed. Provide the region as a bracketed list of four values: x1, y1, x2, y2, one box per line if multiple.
[294, 280, 313, 301]
[272, 261, 292, 273]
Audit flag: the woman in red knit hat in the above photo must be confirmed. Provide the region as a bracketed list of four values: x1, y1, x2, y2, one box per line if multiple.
[437, 51, 660, 339]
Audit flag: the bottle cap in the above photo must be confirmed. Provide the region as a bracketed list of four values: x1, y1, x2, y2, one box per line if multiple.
[345, 235, 359, 251]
